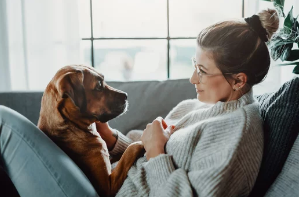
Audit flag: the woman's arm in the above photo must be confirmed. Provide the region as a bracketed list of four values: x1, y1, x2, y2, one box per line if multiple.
[95, 122, 133, 156]
[143, 151, 247, 197]
[141, 117, 174, 161]
[139, 111, 260, 197]
[95, 121, 118, 150]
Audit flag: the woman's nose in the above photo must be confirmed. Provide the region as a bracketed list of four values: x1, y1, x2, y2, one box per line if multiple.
[190, 70, 199, 84]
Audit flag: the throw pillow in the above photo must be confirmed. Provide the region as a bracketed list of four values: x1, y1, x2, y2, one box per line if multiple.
[249, 77, 299, 197]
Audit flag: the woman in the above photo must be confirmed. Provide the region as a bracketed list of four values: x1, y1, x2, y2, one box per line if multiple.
[97, 8, 279, 197]
[0, 9, 279, 197]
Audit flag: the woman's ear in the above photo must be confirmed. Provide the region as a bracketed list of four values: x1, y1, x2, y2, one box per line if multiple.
[232, 73, 248, 90]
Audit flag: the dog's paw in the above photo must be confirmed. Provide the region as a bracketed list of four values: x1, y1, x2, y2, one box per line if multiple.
[127, 141, 145, 158]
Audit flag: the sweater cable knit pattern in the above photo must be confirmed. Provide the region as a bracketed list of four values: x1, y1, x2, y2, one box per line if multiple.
[109, 89, 264, 197]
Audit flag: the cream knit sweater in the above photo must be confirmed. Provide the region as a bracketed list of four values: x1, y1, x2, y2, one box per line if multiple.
[109, 89, 263, 197]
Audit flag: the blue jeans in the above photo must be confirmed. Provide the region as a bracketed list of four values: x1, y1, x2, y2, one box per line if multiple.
[0, 106, 99, 197]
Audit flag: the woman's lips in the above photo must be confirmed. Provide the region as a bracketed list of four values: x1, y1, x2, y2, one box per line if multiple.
[196, 89, 204, 93]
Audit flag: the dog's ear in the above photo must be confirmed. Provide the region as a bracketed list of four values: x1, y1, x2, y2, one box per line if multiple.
[56, 70, 86, 110]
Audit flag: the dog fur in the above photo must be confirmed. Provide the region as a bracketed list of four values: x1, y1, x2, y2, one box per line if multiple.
[37, 65, 145, 197]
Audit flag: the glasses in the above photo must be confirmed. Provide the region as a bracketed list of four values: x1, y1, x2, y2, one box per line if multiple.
[192, 57, 233, 83]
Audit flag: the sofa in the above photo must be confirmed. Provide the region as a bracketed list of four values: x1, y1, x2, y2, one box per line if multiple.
[0, 78, 299, 197]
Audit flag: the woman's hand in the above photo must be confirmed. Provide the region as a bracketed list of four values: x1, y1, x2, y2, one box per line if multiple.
[95, 121, 117, 151]
[141, 117, 175, 161]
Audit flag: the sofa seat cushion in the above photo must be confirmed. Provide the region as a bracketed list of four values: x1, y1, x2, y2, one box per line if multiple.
[249, 77, 299, 197]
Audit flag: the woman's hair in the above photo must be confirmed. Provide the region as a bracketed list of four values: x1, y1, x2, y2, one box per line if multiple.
[197, 9, 279, 87]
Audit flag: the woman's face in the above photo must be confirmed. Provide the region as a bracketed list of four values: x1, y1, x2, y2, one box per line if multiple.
[190, 46, 234, 104]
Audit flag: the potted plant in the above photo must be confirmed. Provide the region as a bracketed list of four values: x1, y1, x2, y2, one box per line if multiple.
[263, 0, 299, 74]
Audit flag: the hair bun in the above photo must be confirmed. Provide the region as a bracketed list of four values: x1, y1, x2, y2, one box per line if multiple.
[258, 9, 280, 40]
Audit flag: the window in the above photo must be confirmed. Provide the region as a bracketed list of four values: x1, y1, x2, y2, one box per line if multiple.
[78, 0, 243, 81]
[3, 0, 296, 91]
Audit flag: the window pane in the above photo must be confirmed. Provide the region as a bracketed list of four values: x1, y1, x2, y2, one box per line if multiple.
[19, 0, 81, 91]
[94, 40, 167, 81]
[169, 0, 242, 37]
[244, 0, 298, 18]
[253, 64, 298, 95]
[80, 40, 92, 66]
[92, 0, 167, 38]
[78, 0, 91, 38]
[244, 0, 273, 17]
[170, 39, 197, 79]
[248, 0, 299, 17]
[284, 0, 299, 15]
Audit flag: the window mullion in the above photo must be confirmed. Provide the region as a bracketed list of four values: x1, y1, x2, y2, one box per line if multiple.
[167, 0, 170, 79]
[90, 0, 94, 67]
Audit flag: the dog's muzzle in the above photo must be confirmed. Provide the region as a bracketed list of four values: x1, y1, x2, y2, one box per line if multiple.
[98, 100, 128, 123]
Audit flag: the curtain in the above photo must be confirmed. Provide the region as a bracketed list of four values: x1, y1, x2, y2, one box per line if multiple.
[0, 0, 81, 91]
[0, 0, 11, 91]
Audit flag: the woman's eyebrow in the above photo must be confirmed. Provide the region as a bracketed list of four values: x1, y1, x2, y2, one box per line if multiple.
[197, 64, 209, 71]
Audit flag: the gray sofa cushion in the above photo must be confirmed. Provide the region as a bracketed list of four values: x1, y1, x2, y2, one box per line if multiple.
[0, 92, 43, 125]
[0, 79, 195, 197]
[265, 134, 299, 197]
[249, 77, 299, 197]
[0, 79, 195, 135]
[107, 79, 195, 134]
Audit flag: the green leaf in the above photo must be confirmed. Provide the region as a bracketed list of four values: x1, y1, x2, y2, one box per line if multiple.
[280, 44, 293, 61]
[269, 34, 294, 47]
[274, 0, 285, 17]
[274, 0, 285, 8]
[293, 64, 299, 74]
[284, 49, 299, 61]
[284, 6, 294, 30]
[269, 33, 294, 60]
[278, 61, 299, 66]
[281, 46, 291, 61]
[296, 36, 299, 47]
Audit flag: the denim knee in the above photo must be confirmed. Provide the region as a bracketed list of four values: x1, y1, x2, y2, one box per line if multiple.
[0, 105, 11, 122]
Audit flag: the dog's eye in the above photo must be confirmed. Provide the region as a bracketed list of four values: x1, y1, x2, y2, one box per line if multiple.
[95, 81, 102, 90]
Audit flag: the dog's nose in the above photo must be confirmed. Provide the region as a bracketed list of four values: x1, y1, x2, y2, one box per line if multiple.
[122, 92, 128, 100]
[116, 91, 128, 100]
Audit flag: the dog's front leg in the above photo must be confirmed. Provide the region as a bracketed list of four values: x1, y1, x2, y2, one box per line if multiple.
[108, 141, 145, 196]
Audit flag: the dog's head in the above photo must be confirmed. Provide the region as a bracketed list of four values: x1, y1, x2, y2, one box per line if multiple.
[49, 65, 128, 125]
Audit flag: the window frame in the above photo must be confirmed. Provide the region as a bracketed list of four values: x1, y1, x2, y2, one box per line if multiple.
[82, 0, 245, 79]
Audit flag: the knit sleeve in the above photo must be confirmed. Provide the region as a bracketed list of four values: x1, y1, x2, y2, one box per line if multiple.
[143, 108, 263, 197]
[109, 129, 133, 156]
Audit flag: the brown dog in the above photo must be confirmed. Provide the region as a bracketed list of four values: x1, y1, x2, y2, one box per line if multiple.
[37, 65, 145, 197]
